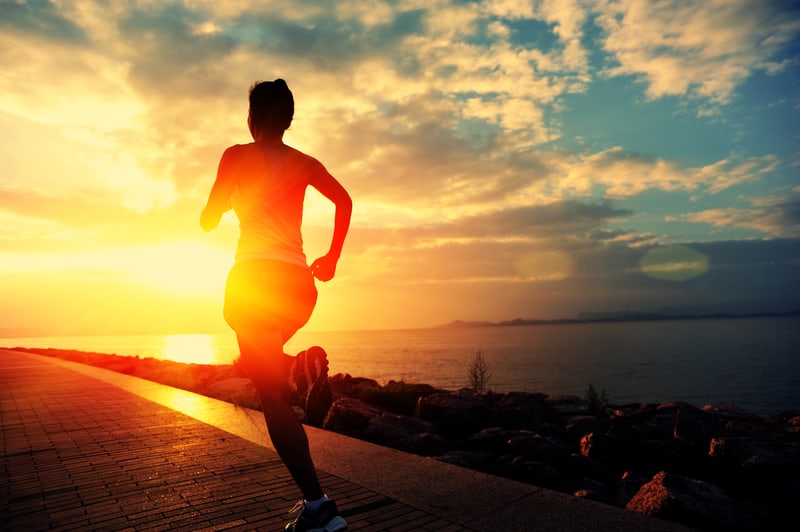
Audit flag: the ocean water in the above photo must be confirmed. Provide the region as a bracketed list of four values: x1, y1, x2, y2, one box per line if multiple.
[3, 316, 798, 415]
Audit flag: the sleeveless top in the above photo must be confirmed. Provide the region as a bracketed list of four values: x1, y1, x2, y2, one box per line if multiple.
[230, 143, 326, 270]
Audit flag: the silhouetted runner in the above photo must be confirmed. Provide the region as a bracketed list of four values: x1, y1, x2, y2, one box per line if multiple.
[201, 78, 352, 532]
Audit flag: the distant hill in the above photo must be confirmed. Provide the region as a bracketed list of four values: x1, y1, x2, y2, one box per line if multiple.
[435, 309, 800, 329]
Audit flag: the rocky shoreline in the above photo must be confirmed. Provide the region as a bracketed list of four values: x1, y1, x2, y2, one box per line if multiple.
[324, 374, 799, 531]
[9, 347, 799, 530]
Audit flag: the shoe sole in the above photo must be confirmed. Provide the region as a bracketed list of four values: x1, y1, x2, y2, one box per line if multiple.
[303, 346, 332, 427]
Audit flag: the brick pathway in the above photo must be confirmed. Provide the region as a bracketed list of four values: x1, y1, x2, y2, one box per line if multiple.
[1, 350, 468, 531]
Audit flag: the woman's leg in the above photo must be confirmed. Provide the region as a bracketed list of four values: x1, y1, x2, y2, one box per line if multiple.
[236, 328, 324, 502]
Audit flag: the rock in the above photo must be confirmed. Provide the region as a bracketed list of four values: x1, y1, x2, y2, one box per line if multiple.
[702, 403, 763, 422]
[468, 427, 512, 452]
[364, 413, 435, 448]
[493, 392, 547, 429]
[626, 471, 755, 530]
[574, 478, 613, 504]
[673, 403, 727, 448]
[436, 450, 496, 469]
[322, 397, 384, 436]
[710, 436, 800, 471]
[611, 403, 658, 425]
[202, 377, 258, 407]
[580, 432, 642, 467]
[362, 380, 442, 416]
[506, 431, 573, 466]
[565, 415, 611, 443]
[402, 432, 448, 457]
[544, 394, 589, 415]
[415, 390, 493, 437]
[517, 459, 561, 488]
[659, 437, 710, 475]
[328, 373, 381, 398]
[324, 397, 446, 455]
[615, 471, 646, 507]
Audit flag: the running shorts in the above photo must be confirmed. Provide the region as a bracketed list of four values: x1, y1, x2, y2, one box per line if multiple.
[223, 259, 317, 342]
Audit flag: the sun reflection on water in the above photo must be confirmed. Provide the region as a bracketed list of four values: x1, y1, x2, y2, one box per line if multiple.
[161, 334, 218, 365]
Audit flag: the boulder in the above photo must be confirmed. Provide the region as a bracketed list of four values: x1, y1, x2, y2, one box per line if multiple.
[519, 460, 561, 488]
[322, 397, 384, 436]
[543, 394, 589, 416]
[702, 403, 764, 423]
[468, 427, 513, 452]
[580, 432, 643, 467]
[322, 397, 445, 456]
[615, 471, 647, 507]
[626, 471, 755, 530]
[362, 380, 442, 416]
[574, 478, 613, 504]
[673, 403, 728, 447]
[493, 392, 547, 429]
[364, 413, 436, 449]
[202, 377, 258, 408]
[565, 415, 611, 443]
[506, 431, 573, 466]
[415, 390, 493, 437]
[610, 403, 659, 425]
[402, 432, 448, 457]
[436, 450, 496, 469]
[328, 373, 381, 399]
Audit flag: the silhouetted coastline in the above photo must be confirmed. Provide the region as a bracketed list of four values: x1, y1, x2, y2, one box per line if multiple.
[437, 308, 800, 329]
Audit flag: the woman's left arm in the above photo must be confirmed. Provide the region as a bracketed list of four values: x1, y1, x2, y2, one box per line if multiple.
[309, 165, 352, 281]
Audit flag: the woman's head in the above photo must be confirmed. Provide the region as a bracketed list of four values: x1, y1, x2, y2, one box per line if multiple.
[248, 79, 294, 138]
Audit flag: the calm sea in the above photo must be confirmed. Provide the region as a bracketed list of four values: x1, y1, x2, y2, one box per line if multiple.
[3, 316, 798, 415]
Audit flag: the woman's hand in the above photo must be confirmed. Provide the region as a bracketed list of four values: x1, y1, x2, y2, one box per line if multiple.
[310, 254, 339, 282]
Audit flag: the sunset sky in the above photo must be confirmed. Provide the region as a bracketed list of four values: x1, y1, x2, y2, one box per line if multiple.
[1, 0, 798, 335]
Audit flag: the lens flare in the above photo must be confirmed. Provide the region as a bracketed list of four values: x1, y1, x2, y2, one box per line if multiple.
[639, 245, 709, 282]
[515, 250, 575, 281]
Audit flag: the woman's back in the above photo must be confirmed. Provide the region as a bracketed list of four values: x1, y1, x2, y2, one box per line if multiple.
[229, 142, 317, 268]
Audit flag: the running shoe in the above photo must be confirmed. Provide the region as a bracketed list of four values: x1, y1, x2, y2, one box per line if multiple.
[285, 499, 347, 532]
[290, 346, 333, 427]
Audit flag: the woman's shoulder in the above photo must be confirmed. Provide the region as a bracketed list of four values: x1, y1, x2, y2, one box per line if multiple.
[220, 142, 256, 161]
[285, 145, 326, 170]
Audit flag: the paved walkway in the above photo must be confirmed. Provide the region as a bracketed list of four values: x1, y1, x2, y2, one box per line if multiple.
[1, 349, 689, 531]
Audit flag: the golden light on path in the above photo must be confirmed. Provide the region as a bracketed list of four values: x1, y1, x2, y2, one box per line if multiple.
[161, 334, 217, 365]
[639, 245, 709, 282]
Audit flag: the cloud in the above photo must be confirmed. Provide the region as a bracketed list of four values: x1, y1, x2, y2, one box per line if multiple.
[684, 196, 800, 238]
[551, 148, 782, 199]
[437, 200, 632, 239]
[0, 0, 87, 43]
[593, 0, 800, 106]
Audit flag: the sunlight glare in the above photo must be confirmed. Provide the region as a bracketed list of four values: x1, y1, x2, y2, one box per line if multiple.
[161, 334, 218, 365]
[128, 240, 233, 296]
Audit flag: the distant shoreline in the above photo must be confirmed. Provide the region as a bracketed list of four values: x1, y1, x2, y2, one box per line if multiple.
[436, 309, 800, 329]
[2, 309, 797, 340]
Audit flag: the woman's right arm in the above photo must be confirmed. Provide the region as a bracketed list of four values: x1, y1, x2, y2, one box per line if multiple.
[200, 147, 238, 232]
